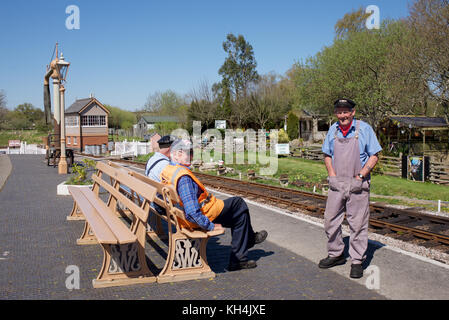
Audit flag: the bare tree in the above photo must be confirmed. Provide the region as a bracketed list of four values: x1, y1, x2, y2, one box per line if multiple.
[408, 0, 449, 120]
[187, 79, 219, 128]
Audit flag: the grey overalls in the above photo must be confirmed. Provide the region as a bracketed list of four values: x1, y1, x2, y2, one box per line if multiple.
[324, 120, 370, 265]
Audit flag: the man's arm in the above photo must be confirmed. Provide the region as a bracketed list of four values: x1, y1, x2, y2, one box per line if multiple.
[177, 175, 215, 231]
[358, 153, 379, 179]
[324, 155, 336, 177]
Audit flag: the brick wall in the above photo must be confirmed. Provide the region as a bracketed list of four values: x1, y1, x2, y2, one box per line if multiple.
[66, 135, 108, 151]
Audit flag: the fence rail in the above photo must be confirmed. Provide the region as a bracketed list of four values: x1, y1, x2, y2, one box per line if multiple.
[429, 161, 449, 185]
[0, 142, 46, 155]
[110, 140, 153, 157]
[379, 155, 402, 177]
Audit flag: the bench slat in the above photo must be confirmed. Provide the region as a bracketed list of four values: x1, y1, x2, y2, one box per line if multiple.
[68, 186, 119, 244]
[96, 161, 157, 203]
[79, 187, 137, 244]
[92, 174, 149, 223]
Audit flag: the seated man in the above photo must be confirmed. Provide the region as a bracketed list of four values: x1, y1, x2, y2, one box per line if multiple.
[145, 135, 175, 216]
[145, 135, 175, 181]
[160, 138, 268, 271]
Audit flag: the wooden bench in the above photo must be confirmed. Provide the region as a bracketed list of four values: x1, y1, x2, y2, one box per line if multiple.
[108, 161, 225, 283]
[67, 161, 158, 288]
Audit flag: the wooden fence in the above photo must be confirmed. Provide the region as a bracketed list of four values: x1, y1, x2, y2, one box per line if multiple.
[429, 161, 449, 185]
[379, 155, 402, 177]
[290, 147, 449, 185]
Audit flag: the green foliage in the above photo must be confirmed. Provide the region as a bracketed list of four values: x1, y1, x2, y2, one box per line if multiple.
[289, 18, 427, 130]
[105, 105, 136, 129]
[0, 129, 48, 146]
[286, 111, 299, 140]
[154, 122, 179, 136]
[218, 33, 259, 101]
[66, 158, 96, 185]
[270, 128, 289, 143]
[144, 90, 185, 115]
[334, 7, 372, 40]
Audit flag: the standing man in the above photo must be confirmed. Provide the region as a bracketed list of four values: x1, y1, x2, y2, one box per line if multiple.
[145, 135, 175, 181]
[160, 139, 268, 271]
[319, 99, 382, 279]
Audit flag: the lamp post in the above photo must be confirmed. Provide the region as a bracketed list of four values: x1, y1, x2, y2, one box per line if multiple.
[56, 53, 70, 174]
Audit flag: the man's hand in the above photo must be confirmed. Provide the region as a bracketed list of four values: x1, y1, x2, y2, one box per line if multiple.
[213, 223, 224, 231]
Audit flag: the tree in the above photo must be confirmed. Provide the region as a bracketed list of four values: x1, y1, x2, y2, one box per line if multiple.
[104, 105, 136, 129]
[0, 90, 6, 109]
[290, 16, 429, 131]
[334, 7, 372, 39]
[0, 90, 9, 129]
[218, 33, 259, 102]
[287, 111, 299, 140]
[245, 73, 291, 130]
[407, 0, 449, 120]
[144, 90, 186, 115]
[187, 80, 219, 131]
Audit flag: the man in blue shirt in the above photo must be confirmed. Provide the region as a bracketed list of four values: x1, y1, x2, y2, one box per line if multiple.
[145, 135, 174, 181]
[319, 99, 382, 279]
[161, 139, 268, 271]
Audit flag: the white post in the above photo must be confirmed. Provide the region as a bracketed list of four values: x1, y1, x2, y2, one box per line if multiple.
[438, 200, 441, 213]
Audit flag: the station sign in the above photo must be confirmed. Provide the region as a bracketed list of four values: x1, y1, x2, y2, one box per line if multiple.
[275, 143, 290, 155]
[215, 120, 226, 129]
[8, 140, 20, 148]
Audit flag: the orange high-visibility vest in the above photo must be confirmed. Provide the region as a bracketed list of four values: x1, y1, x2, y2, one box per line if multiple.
[160, 164, 224, 230]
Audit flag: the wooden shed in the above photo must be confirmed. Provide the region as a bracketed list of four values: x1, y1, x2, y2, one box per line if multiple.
[64, 97, 110, 152]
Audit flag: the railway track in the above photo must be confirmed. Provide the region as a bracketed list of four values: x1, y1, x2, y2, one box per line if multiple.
[82, 155, 449, 255]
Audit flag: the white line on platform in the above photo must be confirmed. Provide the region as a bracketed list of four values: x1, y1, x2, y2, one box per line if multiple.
[210, 188, 449, 271]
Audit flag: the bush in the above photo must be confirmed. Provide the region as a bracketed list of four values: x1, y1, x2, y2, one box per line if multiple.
[66, 158, 96, 185]
[287, 111, 299, 141]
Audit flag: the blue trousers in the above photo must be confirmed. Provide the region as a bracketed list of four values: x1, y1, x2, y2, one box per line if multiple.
[214, 197, 256, 263]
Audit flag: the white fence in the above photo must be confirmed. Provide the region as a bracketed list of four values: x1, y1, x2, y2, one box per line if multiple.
[0, 142, 46, 155]
[110, 140, 153, 158]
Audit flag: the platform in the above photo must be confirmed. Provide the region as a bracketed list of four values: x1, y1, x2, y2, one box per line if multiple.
[0, 155, 448, 301]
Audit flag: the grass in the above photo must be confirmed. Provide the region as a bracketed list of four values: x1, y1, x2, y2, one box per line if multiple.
[0, 129, 48, 146]
[127, 150, 449, 212]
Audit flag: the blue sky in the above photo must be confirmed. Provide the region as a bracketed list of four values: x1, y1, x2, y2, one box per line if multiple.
[0, 0, 411, 112]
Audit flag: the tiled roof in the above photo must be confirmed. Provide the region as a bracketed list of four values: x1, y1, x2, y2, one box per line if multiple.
[65, 98, 93, 114]
[390, 116, 449, 128]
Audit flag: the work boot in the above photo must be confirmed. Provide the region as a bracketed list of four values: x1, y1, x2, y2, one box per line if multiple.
[350, 264, 364, 279]
[318, 253, 346, 269]
[248, 230, 268, 249]
[254, 230, 268, 244]
[227, 260, 257, 271]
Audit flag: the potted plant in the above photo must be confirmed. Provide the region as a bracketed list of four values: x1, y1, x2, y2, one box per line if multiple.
[57, 158, 96, 195]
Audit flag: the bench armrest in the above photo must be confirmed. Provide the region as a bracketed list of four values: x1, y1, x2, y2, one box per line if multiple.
[180, 227, 225, 238]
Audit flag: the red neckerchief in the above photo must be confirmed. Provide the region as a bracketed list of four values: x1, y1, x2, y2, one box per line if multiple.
[339, 120, 353, 137]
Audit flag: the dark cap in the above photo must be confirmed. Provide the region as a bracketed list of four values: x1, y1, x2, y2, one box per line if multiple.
[334, 98, 356, 109]
[157, 135, 175, 148]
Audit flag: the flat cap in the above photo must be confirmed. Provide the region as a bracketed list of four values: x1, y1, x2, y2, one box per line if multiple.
[157, 135, 175, 148]
[334, 98, 356, 109]
[170, 138, 193, 151]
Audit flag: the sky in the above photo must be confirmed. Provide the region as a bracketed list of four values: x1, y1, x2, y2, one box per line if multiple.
[0, 0, 411, 112]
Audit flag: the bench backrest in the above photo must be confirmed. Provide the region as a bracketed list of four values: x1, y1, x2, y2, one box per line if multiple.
[92, 161, 158, 223]
[107, 161, 188, 227]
